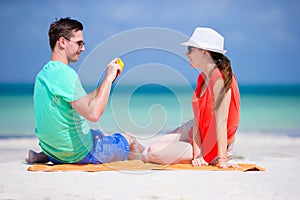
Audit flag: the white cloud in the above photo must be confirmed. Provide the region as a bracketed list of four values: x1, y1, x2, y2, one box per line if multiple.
[251, 7, 283, 25]
[228, 30, 247, 45]
[248, 5, 298, 44]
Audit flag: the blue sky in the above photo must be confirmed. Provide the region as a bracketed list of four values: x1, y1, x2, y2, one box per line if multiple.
[1, 0, 300, 85]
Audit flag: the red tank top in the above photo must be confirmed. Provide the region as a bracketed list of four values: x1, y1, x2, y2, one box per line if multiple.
[189, 68, 240, 163]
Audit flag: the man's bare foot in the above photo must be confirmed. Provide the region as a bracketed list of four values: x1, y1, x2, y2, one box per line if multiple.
[25, 150, 49, 164]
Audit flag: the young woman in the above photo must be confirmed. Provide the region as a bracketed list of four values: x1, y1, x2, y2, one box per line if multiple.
[142, 27, 240, 168]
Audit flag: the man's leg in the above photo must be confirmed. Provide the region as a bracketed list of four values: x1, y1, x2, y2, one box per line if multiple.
[25, 150, 49, 164]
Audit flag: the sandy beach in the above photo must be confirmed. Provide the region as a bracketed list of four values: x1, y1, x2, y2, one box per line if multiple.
[0, 133, 300, 200]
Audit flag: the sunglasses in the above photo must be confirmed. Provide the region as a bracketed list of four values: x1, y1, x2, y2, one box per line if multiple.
[65, 37, 85, 48]
[188, 46, 204, 54]
[70, 40, 85, 48]
[187, 46, 193, 54]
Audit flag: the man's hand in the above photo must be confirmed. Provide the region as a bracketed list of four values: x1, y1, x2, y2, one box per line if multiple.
[105, 58, 123, 83]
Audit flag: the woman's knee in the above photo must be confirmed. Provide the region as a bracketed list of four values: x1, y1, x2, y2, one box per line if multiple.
[147, 142, 193, 164]
[146, 145, 165, 163]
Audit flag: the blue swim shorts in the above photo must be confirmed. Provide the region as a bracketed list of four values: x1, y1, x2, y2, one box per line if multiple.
[48, 129, 130, 164]
[87, 129, 130, 164]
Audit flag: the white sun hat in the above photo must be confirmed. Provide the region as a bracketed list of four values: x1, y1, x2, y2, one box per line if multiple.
[181, 27, 227, 55]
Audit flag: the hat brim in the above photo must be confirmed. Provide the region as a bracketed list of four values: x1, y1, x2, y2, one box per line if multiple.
[181, 41, 227, 55]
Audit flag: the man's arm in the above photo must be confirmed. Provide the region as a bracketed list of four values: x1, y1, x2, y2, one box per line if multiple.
[70, 58, 121, 122]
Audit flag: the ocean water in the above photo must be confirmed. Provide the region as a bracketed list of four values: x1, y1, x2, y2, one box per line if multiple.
[1, 84, 300, 138]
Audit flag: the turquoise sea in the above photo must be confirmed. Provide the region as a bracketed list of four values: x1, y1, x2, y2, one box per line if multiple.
[1, 84, 300, 138]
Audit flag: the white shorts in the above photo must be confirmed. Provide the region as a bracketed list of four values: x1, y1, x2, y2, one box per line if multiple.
[171, 119, 235, 163]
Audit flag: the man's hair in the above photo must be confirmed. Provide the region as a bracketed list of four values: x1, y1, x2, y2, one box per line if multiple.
[48, 17, 83, 50]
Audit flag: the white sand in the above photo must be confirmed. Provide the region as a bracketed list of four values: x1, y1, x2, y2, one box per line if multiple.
[0, 133, 300, 200]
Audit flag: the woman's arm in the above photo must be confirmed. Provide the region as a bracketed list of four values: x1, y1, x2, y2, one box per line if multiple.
[192, 120, 209, 166]
[192, 120, 202, 159]
[213, 78, 231, 167]
[70, 58, 121, 122]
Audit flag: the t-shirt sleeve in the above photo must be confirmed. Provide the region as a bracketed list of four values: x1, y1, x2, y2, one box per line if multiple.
[51, 67, 87, 102]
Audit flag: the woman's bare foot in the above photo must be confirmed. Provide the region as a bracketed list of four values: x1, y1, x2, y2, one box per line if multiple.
[141, 147, 150, 163]
[119, 132, 146, 160]
[128, 139, 146, 160]
[25, 150, 49, 164]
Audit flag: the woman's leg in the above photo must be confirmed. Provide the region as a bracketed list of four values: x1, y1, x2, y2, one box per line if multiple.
[142, 119, 194, 164]
[166, 119, 194, 142]
[143, 134, 193, 165]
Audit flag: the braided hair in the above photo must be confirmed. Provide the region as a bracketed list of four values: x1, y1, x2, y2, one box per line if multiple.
[209, 51, 232, 112]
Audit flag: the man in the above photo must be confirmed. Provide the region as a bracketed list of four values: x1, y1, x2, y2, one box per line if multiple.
[26, 17, 144, 164]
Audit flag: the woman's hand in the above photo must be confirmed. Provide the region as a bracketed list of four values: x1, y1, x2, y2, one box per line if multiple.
[217, 158, 229, 168]
[192, 157, 208, 167]
[217, 157, 240, 169]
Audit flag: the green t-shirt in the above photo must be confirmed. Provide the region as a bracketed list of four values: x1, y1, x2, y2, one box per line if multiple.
[34, 60, 92, 163]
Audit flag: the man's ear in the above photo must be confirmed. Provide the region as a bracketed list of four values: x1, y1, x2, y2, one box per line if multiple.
[57, 37, 67, 49]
